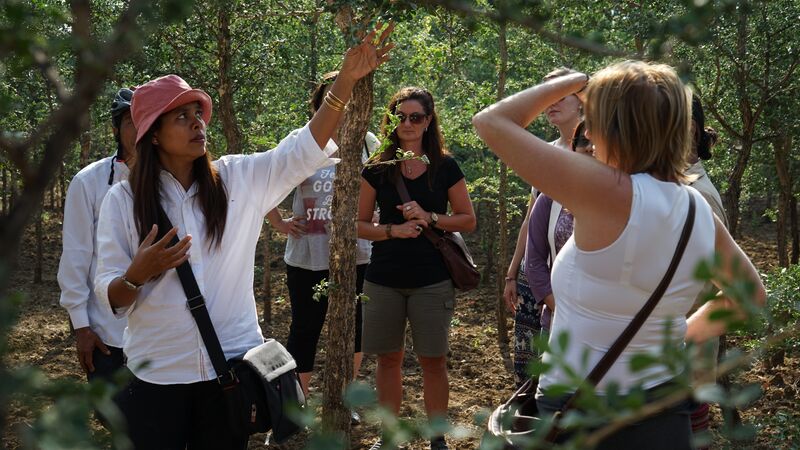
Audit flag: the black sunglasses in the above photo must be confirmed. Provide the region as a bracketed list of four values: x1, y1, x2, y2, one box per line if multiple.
[572, 135, 591, 149]
[396, 112, 428, 125]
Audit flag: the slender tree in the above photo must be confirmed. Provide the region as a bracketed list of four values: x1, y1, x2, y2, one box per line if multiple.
[321, 6, 376, 439]
[494, 21, 511, 359]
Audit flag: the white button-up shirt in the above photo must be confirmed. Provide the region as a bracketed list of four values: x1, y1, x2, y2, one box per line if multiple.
[58, 156, 130, 347]
[94, 125, 336, 384]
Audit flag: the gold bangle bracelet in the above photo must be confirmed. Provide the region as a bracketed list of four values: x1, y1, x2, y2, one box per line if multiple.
[327, 90, 347, 107]
[385, 223, 393, 239]
[325, 91, 346, 108]
[323, 95, 344, 112]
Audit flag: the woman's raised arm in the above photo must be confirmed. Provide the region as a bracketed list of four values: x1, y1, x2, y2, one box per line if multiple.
[472, 73, 633, 251]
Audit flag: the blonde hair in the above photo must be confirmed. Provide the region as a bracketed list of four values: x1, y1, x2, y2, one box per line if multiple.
[583, 60, 691, 182]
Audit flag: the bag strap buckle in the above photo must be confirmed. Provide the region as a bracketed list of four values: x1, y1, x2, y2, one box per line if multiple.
[187, 294, 205, 311]
[217, 369, 238, 388]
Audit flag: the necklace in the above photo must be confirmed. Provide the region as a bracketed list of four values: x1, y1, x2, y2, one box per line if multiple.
[405, 161, 412, 175]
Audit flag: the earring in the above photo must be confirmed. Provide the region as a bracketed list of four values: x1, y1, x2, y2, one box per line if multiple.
[424, 127, 428, 132]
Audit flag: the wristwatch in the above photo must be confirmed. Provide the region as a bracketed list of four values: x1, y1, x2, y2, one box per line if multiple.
[429, 211, 439, 227]
[121, 275, 143, 291]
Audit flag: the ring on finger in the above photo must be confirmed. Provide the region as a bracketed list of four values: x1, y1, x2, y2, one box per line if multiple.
[405, 206, 411, 211]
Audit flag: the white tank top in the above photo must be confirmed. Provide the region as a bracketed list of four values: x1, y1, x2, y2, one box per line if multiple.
[539, 173, 716, 394]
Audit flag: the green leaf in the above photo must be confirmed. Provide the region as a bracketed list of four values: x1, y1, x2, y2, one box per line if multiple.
[556, 330, 569, 353]
[629, 353, 660, 372]
[525, 360, 552, 377]
[693, 384, 727, 405]
[344, 381, 377, 408]
[732, 384, 762, 407]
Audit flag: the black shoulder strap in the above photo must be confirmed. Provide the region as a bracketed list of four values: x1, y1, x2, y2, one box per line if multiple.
[156, 207, 235, 385]
[392, 171, 443, 245]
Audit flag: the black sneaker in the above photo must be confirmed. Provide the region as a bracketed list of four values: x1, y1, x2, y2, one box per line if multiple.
[430, 436, 448, 450]
[369, 439, 383, 450]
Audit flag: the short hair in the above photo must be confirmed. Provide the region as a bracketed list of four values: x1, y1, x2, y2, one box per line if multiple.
[583, 60, 691, 182]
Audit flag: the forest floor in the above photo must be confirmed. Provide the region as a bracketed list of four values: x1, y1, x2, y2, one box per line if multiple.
[2, 212, 798, 449]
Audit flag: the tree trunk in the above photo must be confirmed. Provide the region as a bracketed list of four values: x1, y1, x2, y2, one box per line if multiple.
[791, 195, 799, 264]
[216, 2, 244, 155]
[79, 131, 91, 167]
[482, 201, 496, 284]
[495, 22, 510, 356]
[1, 167, 7, 214]
[34, 211, 43, 283]
[721, 11, 753, 240]
[49, 181, 57, 211]
[773, 133, 792, 267]
[262, 221, 272, 328]
[723, 138, 752, 239]
[323, 72, 374, 440]
[59, 162, 66, 211]
[9, 168, 17, 210]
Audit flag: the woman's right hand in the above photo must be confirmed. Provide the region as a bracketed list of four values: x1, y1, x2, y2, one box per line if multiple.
[124, 225, 192, 285]
[275, 216, 307, 239]
[390, 219, 428, 239]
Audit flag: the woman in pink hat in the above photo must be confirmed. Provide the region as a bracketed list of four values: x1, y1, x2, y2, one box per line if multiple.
[93, 26, 393, 449]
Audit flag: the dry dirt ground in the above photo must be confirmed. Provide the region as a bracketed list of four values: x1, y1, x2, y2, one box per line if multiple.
[2, 214, 798, 449]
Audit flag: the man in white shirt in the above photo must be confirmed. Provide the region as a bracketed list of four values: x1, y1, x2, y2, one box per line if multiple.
[57, 88, 136, 381]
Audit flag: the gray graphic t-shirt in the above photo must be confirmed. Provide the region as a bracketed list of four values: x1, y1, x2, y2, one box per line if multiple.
[283, 131, 379, 270]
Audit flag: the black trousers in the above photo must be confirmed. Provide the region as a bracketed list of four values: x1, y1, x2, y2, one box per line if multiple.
[113, 377, 248, 450]
[86, 345, 125, 383]
[285, 263, 366, 373]
[536, 381, 694, 450]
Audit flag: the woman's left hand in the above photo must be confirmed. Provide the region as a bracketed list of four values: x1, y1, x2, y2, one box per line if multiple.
[339, 22, 396, 82]
[397, 201, 430, 224]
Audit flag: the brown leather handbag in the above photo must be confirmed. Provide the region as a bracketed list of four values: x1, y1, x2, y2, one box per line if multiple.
[394, 174, 480, 291]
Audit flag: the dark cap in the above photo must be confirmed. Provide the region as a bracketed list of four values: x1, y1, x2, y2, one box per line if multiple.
[111, 88, 134, 127]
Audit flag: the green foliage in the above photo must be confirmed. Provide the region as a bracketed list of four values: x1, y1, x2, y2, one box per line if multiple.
[312, 278, 333, 302]
[763, 264, 800, 354]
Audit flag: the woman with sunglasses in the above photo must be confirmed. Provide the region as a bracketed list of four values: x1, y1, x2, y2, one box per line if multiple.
[525, 122, 593, 341]
[93, 27, 393, 449]
[474, 61, 765, 448]
[265, 71, 380, 417]
[504, 67, 584, 388]
[357, 87, 476, 450]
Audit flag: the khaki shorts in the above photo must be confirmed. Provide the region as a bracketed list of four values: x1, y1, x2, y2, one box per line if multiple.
[362, 279, 455, 357]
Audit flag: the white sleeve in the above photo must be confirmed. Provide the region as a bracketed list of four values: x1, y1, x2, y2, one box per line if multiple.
[57, 176, 95, 329]
[220, 125, 338, 216]
[94, 188, 136, 318]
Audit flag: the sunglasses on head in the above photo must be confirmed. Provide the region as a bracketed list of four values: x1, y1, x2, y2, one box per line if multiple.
[396, 112, 428, 124]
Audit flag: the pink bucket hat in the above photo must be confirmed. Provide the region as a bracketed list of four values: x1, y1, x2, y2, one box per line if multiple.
[130, 74, 213, 145]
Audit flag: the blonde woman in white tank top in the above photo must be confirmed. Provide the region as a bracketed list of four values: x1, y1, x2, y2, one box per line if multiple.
[474, 61, 765, 449]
